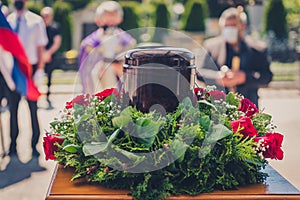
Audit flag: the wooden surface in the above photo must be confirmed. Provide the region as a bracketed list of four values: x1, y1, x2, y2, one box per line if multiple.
[46, 164, 300, 200]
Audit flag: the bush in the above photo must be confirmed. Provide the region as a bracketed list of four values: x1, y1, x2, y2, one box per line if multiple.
[264, 0, 291, 62]
[264, 0, 288, 40]
[60, 0, 91, 10]
[27, 1, 44, 15]
[180, 0, 207, 32]
[119, 1, 140, 31]
[152, 2, 170, 43]
[154, 2, 170, 29]
[1, 0, 8, 6]
[206, 0, 228, 18]
[53, 1, 73, 52]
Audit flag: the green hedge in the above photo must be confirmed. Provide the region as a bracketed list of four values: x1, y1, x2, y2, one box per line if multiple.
[181, 0, 207, 32]
[119, 1, 140, 31]
[53, 1, 73, 52]
[264, 0, 288, 40]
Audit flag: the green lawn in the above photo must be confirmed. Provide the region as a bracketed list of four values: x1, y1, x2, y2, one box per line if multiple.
[270, 61, 299, 81]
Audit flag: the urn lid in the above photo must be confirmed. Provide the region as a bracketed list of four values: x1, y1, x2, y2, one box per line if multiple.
[123, 46, 195, 69]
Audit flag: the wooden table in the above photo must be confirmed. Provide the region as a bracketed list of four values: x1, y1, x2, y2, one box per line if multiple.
[46, 164, 300, 200]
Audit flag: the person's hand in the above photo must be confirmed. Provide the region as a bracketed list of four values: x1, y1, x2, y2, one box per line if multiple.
[111, 62, 123, 77]
[44, 51, 52, 63]
[33, 68, 45, 86]
[216, 70, 246, 87]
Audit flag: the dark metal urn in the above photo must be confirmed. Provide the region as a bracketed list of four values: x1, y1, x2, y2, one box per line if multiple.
[122, 46, 196, 113]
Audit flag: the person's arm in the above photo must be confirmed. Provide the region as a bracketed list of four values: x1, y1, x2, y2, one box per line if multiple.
[45, 34, 62, 63]
[37, 45, 46, 70]
[244, 49, 273, 88]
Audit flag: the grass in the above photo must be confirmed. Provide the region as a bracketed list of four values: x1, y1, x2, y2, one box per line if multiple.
[44, 61, 299, 85]
[270, 61, 299, 81]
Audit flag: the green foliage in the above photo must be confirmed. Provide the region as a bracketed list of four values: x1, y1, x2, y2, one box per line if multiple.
[27, 1, 44, 15]
[180, 0, 207, 32]
[154, 2, 170, 29]
[206, 0, 228, 18]
[264, 0, 288, 39]
[282, 0, 300, 30]
[150, 2, 170, 43]
[47, 86, 276, 200]
[1, 0, 8, 6]
[60, 0, 91, 10]
[119, 1, 140, 31]
[53, 0, 73, 52]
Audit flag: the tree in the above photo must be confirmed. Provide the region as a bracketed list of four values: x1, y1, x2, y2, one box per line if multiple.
[53, 0, 73, 52]
[154, 2, 170, 29]
[119, 1, 140, 31]
[59, 0, 91, 10]
[181, 0, 207, 32]
[264, 0, 288, 40]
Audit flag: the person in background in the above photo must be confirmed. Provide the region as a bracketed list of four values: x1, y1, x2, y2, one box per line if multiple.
[200, 7, 273, 106]
[7, 0, 48, 160]
[78, 1, 136, 94]
[1, 3, 8, 16]
[0, 4, 10, 112]
[41, 6, 62, 109]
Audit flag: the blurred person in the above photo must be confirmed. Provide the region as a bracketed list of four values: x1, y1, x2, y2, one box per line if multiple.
[41, 6, 62, 109]
[199, 7, 273, 106]
[1, 3, 8, 16]
[78, 0, 136, 94]
[7, 0, 48, 160]
[0, 4, 10, 112]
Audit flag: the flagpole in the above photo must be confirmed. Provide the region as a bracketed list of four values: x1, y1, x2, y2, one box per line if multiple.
[0, 108, 6, 158]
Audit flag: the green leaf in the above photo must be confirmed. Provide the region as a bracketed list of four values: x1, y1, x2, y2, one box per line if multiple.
[73, 104, 87, 118]
[135, 118, 162, 137]
[135, 118, 162, 147]
[208, 124, 232, 142]
[115, 146, 146, 167]
[199, 115, 210, 131]
[63, 144, 80, 153]
[199, 124, 232, 158]
[253, 113, 272, 122]
[226, 93, 239, 106]
[74, 113, 93, 129]
[83, 129, 120, 156]
[181, 97, 193, 108]
[83, 142, 107, 156]
[50, 121, 60, 128]
[112, 106, 134, 128]
[198, 100, 217, 111]
[170, 139, 188, 163]
[112, 115, 132, 128]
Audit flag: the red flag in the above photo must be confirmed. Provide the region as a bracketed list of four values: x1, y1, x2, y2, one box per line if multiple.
[0, 9, 40, 100]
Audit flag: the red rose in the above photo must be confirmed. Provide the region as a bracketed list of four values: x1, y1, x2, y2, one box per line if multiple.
[65, 94, 90, 109]
[194, 87, 207, 100]
[194, 87, 206, 96]
[254, 132, 284, 160]
[43, 133, 64, 160]
[230, 116, 258, 138]
[94, 88, 118, 101]
[238, 98, 258, 118]
[208, 90, 226, 101]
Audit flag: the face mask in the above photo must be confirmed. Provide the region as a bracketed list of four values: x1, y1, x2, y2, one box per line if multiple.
[222, 26, 238, 44]
[101, 25, 118, 34]
[14, 1, 25, 11]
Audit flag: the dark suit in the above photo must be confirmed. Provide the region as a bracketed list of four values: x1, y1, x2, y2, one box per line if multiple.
[200, 36, 273, 106]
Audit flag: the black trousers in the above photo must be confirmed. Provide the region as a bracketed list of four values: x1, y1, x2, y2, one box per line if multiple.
[0, 72, 10, 106]
[8, 65, 40, 154]
[45, 56, 60, 100]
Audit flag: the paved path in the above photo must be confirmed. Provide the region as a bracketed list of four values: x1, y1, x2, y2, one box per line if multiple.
[0, 85, 299, 199]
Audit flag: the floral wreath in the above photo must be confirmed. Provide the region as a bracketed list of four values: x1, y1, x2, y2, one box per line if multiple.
[43, 87, 283, 200]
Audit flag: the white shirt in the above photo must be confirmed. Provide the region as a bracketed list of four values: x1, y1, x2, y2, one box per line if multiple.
[0, 47, 15, 91]
[7, 10, 48, 65]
